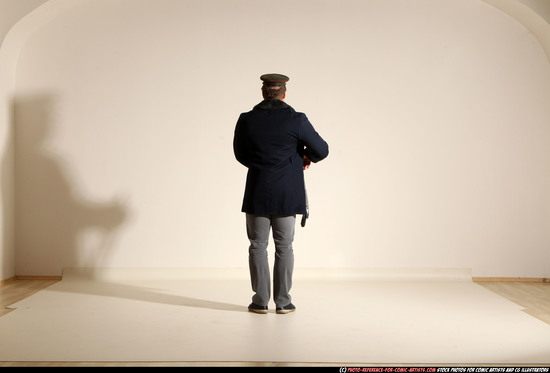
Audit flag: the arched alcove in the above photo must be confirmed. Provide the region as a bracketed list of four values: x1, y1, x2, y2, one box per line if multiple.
[2, 0, 550, 278]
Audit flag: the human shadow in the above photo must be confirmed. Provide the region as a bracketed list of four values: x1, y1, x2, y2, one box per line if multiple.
[52, 270, 248, 313]
[12, 95, 247, 312]
[13, 95, 127, 274]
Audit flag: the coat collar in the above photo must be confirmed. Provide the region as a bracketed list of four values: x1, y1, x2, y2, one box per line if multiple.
[253, 99, 291, 111]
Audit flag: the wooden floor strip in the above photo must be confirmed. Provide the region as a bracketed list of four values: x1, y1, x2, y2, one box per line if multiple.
[473, 277, 550, 283]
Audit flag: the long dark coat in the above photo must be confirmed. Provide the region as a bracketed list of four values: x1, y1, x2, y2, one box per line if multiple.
[233, 99, 329, 215]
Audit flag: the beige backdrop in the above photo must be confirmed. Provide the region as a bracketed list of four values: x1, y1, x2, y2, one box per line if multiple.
[2, 0, 550, 277]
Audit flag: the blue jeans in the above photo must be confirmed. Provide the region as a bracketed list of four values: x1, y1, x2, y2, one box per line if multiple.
[246, 214, 295, 307]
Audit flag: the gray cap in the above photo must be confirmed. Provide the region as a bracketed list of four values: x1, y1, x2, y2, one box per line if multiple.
[260, 73, 289, 86]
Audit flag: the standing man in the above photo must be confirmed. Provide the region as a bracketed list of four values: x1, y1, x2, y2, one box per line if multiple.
[233, 73, 329, 314]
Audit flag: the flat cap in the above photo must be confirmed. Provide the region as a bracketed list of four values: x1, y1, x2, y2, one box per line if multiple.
[260, 73, 289, 85]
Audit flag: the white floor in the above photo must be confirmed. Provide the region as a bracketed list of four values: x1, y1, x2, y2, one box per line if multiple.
[1, 268, 550, 365]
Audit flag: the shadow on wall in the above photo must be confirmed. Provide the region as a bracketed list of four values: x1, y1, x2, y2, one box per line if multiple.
[14, 95, 127, 275]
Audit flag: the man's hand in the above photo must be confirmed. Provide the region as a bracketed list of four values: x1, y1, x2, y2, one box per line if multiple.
[303, 155, 311, 170]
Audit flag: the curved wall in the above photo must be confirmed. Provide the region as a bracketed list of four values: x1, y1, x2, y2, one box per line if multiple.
[0, 0, 52, 280]
[0, 0, 79, 280]
[3, 0, 550, 277]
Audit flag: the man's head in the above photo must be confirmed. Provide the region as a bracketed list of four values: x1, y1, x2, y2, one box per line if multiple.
[262, 84, 286, 100]
[260, 73, 289, 100]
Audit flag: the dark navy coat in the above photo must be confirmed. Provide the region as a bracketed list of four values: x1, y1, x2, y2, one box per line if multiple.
[233, 99, 329, 215]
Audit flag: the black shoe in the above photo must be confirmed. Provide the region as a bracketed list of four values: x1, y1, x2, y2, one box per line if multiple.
[248, 303, 268, 314]
[276, 303, 296, 314]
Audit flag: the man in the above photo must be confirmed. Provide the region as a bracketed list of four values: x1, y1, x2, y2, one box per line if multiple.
[233, 73, 329, 314]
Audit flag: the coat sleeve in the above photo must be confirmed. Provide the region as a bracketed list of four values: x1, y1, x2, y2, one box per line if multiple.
[233, 114, 250, 167]
[298, 114, 329, 163]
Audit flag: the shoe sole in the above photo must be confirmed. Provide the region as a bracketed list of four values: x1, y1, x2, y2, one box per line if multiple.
[276, 309, 296, 314]
[248, 308, 268, 314]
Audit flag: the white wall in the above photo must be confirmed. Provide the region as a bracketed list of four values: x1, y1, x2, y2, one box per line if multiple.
[10, 0, 550, 277]
[519, 0, 550, 23]
[0, 0, 48, 42]
[0, 0, 50, 281]
[0, 30, 16, 281]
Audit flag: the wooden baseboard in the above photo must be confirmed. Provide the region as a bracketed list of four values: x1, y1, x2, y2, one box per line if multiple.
[0, 276, 16, 286]
[473, 277, 550, 283]
[14, 275, 63, 281]
[1, 275, 62, 286]
[3, 274, 549, 284]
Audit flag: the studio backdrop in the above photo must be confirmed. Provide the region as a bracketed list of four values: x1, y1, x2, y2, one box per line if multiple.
[7, 0, 550, 277]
